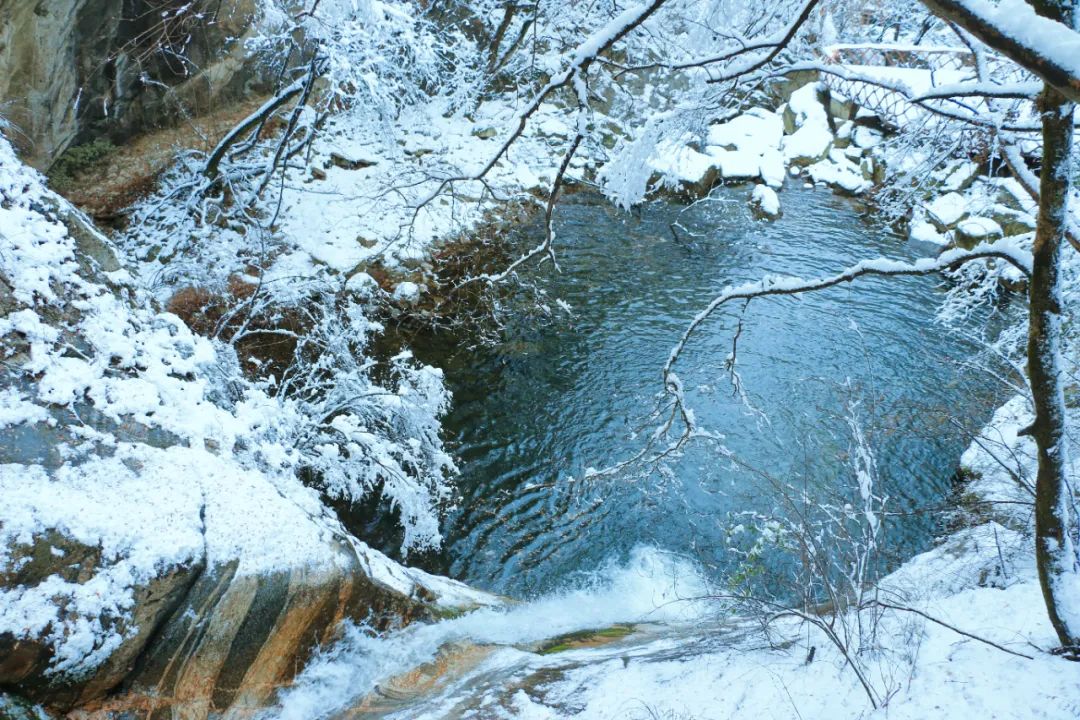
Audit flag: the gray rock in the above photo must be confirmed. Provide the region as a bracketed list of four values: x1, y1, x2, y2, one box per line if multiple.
[828, 94, 855, 123]
[781, 104, 797, 135]
[0, 0, 271, 169]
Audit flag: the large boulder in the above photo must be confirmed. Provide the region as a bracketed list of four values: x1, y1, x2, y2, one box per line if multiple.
[0, 0, 271, 169]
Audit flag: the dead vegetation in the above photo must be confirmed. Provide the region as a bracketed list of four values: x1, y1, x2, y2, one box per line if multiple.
[49, 94, 281, 222]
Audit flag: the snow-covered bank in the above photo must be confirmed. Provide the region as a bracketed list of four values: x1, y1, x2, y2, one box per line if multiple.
[0, 132, 492, 712]
[261, 396, 1078, 720]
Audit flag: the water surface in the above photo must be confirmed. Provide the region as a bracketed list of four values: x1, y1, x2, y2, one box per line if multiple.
[418, 186, 1009, 597]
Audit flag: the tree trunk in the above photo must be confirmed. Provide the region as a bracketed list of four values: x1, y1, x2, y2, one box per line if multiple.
[1028, 0, 1080, 651]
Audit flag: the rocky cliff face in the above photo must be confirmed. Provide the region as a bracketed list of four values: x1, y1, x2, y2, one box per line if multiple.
[0, 0, 270, 170]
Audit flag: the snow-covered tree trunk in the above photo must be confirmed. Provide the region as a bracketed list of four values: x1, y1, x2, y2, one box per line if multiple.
[919, 0, 1080, 655]
[1026, 0, 1080, 653]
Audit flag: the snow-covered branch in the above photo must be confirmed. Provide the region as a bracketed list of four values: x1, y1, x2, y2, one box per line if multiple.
[921, 0, 1080, 103]
[780, 61, 1046, 132]
[203, 63, 322, 181]
[411, 0, 668, 218]
[912, 80, 1042, 100]
[616, 0, 819, 77]
[658, 241, 1033, 449]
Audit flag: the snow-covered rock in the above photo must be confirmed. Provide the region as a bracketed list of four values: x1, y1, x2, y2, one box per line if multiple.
[393, 280, 424, 303]
[749, 184, 781, 219]
[990, 204, 1037, 237]
[704, 109, 788, 185]
[954, 216, 1005, 248]
[650, 141, 719, 195]
[760, 148, 786, 188]
[783, 124, 833, 166]
[706, 109, 784, 151]
[852, 126, 883, 149]
[924, 191, 969, 230]
[0, 137, 493, 713]
[834, 120, 854, 149]
[709, 148, 763, 181]
[807, 156, 870, 195]
[784, 83, 830, 132]
[939, 160, 981, 193]
[909, 209, 948, 245]
[781, 84, 835, 166]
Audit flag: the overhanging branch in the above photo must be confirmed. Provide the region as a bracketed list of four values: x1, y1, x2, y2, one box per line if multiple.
[921, 0, 1080, 104]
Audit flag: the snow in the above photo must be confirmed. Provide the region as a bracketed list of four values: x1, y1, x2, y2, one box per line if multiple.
[941, 160, 980, 192]
[957, 215, 1005, 240]
[0, 387, 50, 428]
[750, 184, 780, 217]
[3, 0, 1077, 705]
[0, 133, 466, 677]
[925, 191, 969, 228]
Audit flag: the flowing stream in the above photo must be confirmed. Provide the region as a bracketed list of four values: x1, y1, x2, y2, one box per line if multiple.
[271, 186, 1015, 718]
[414, 185, 1010, 597]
